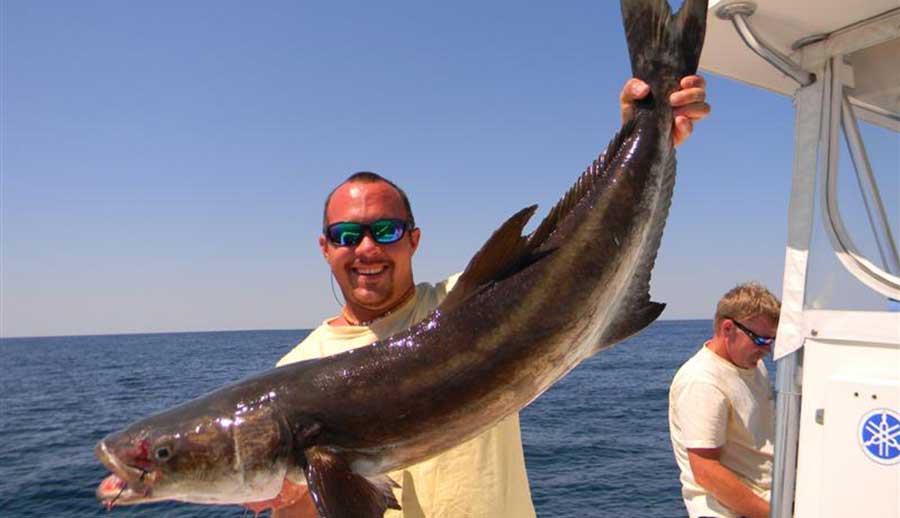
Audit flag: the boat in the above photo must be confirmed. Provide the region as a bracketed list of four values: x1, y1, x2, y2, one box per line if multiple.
[700, 1, 900, 516]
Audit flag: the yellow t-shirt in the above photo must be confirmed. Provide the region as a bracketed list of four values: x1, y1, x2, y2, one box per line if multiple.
[668, 343, 775, 518]
[277, 275, 536, 518]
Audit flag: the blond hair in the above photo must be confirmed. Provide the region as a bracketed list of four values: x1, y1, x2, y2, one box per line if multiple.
[714, 282, 781, 334]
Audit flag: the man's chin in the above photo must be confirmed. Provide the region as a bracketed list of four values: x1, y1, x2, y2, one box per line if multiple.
[741, 358, 762, 369]
[349, 291, 392, 312]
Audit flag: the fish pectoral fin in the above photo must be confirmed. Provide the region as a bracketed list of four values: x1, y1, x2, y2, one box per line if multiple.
[440, 205, 540, 310]
[596, 301, 665, 353]
[303, 446, 400, 518]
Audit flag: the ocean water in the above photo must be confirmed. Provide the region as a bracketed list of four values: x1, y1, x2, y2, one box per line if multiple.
[0, 320, 716, 517]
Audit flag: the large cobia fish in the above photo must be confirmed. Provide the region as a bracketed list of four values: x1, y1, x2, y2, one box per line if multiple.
[95, 1, 707, 516]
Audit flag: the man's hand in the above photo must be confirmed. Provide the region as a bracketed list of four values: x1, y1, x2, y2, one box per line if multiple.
[619, 75, 711, 147]
[688, 448, 769, 518]
[242, 478, 318, 517]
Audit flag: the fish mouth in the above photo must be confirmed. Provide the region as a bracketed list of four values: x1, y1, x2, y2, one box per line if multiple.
[95, 441, 155, 508]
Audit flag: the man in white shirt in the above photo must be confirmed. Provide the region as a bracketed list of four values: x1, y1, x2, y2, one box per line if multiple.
[669, 282, 781, 518]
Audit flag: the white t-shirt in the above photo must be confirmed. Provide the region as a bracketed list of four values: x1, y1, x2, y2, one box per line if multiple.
[668, 343, 775, 518]
[277, 275, 536, 518]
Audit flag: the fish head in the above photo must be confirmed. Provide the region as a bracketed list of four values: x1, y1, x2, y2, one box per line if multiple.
[96, 404, 291, 508]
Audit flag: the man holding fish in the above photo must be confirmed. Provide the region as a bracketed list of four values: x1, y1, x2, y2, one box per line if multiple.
[96, 2, 715, 514]
[270, 76, 710, 517]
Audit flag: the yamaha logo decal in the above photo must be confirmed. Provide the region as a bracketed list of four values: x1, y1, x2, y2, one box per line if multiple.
[859, 408, 900, 465]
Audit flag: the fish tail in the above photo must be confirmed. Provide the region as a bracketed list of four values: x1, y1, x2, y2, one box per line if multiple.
[620, 0, 707, 108]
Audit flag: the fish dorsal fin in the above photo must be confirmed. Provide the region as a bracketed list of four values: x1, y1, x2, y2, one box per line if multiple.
[441, 117, 641, 312]
[440, 205, 538, 311]
[303, 446, 400, 518]
[528, 116, 639, 250]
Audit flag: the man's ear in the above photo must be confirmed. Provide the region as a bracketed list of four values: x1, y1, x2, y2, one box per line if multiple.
[409, 228, 421, 255]
[719, 318, 735, 339]
[319, 235, 329, 261]
[713, 318, 729, 339]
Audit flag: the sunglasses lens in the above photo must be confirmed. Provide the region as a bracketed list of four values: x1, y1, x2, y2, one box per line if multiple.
[370, 219, 406, 244]
[328, 223, 364, 246]
[730, 317, 774, 347]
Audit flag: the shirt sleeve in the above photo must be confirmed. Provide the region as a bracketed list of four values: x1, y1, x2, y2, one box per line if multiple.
[435, 272, 463, 300]
[674, 381, 729, 449]
[275, 331, 321, 367]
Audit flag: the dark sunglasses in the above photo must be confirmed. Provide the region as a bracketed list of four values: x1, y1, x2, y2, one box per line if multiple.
[324, 219, 412, 247]
[728, 317, 775, 347]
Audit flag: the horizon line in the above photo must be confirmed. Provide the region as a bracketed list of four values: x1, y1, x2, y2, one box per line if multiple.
[0, 318, 714, 340]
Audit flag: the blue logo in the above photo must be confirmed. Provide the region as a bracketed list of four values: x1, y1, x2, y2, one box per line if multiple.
[859, 409, 900, 465]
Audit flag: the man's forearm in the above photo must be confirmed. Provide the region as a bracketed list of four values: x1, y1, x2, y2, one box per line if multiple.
[691, 454, 769, 518]
[271, 493, 318, 518]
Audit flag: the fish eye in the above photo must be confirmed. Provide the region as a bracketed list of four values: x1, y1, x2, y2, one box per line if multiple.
[154, 446, 171, 461]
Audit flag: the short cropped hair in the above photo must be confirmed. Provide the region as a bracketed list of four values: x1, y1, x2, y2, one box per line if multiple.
[322, 171, 415, 231]
[713, 282, 781, 334]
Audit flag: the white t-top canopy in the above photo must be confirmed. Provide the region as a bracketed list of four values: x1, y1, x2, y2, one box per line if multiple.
[699, 0, 900, 124]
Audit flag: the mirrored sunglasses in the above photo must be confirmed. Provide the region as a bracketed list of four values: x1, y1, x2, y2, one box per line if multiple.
[728, 317, 776, 347]
[324, 219, 411, 247]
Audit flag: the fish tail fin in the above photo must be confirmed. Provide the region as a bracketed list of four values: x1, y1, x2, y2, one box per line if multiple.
[620, 0, 707, 107]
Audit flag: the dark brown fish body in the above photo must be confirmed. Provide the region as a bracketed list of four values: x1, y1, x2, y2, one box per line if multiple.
[96, 1, 707, 516]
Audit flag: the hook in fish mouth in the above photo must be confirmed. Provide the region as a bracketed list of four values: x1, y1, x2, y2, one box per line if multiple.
[95, 441, 154, 507]
[96, 469, 153, 508]
[98, 470, 147, 510]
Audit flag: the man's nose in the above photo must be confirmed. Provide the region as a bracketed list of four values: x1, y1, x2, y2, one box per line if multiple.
[354, 232, 381, 254]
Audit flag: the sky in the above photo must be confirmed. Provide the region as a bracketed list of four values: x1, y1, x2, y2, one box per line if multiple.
[2, 1, 897, 338]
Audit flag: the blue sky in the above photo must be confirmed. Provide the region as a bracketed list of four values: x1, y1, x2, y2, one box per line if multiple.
[2, 1, 896, 337]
